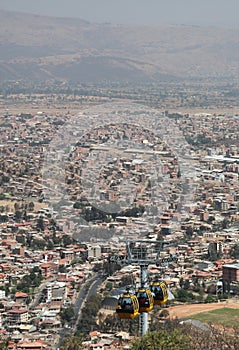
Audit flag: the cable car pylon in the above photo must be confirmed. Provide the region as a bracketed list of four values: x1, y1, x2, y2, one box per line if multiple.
[138, 263, 151, 335]
[112, 240, 178, 336]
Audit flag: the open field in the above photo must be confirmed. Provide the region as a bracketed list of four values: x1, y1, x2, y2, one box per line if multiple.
[190, 308, 239, 328]
[0, 200, 47, 212]
[1, 101, 239, 117]
[167, 300, 239, 321]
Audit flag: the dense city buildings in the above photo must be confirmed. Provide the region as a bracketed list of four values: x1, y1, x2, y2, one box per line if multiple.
[0, 89, 239, 348]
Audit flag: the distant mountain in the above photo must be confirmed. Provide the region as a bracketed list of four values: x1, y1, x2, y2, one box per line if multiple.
[1, 10, 239, 83]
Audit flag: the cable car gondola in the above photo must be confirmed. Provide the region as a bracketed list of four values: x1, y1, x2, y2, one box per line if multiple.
[150, 281, 168, 306]
[136, 288, 154, 313]
[116, 292, 139, 319]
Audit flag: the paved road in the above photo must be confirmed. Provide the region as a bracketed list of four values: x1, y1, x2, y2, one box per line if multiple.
[57, 273, 104, 348]
[74, 274, 103, 313]
[74, 275, 103, 330]
[29, 277, 55, 309]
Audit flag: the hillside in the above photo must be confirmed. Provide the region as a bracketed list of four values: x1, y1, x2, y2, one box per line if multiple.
[1, 10, 239, 83]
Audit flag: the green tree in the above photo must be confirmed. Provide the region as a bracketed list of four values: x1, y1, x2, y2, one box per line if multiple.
[60, 333, 85, 350]
[130, 329, 191, 350]
[0, 214, 8, 223]
[4, 286, 10, 297]
[28, 202, 35, 211]
[175, 289, 195, 302]
[15, 210, 22, 222]
[60, 306, 75, 326]
[59, 265, 67, 273]
[105, 282, 113, 291]
[32, 238, 46, 250]
[37, 217, 45, 231]
[205, 294, 218, 303]
[15, 269, 43, 294]
[46, 240, 54, 250]
[230, 244, 239, 259]
[159, 309, 169, 318]
[62, 234, 73, 247]
[221, 218, 229, 229]
[78, 294, 102, 332]
[131, 324, 239, 350]
[14, 202, 19, 211]
[0, 338, 9, 350]
[183, 280, 190, 290]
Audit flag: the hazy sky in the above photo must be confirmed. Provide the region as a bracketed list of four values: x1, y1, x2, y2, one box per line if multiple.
[0, 0, 239, 26]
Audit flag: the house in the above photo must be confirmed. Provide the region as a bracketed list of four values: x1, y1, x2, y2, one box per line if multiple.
[40, 262, 57, 278]
[88, 245, 101, 259]
[15, 292, 28, 304]
[60, 250, 74, 262]
[89, 344, 105, 350]
[223, 264, 239, 283]
[6, 309, 29, 326]
[195, 261, 214, 271]
[46, 282, 67, 303]
[16, 340, 48, 349]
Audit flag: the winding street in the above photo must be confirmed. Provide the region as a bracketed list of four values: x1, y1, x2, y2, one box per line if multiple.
[57, 273, 104, 348]
[73, 274, 104, 331]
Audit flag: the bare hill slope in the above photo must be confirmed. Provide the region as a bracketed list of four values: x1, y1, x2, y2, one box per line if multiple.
[1, 10, 239, 83]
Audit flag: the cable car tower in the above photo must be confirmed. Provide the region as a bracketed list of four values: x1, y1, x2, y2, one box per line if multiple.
[110, 240, 177, 336]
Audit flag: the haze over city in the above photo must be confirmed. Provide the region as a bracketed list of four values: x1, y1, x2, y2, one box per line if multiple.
[1, 0, 239, 26]
[0, 1, 239, 349]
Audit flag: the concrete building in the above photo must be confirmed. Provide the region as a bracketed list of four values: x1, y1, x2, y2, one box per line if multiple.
[223, 264, 239, 283]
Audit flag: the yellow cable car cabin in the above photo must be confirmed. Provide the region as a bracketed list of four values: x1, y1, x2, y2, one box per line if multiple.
[116, 293, 139, 319]
[136, 288, 154, 313]
[150, 281, 168, 306]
